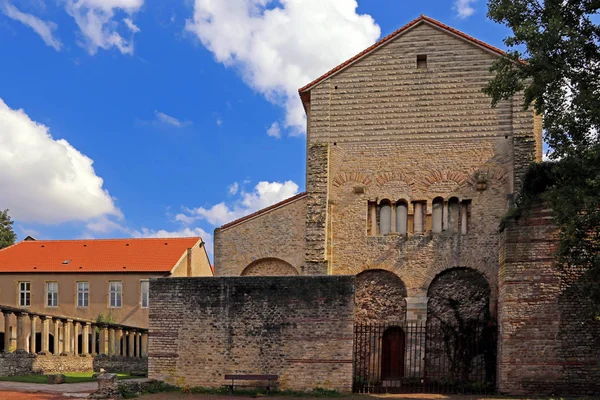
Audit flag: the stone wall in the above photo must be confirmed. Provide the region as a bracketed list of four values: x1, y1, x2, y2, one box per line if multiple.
[214, 194, 306, 276]
[355, 269, 406, 323]
[0, 352, 147, 376]
[498, 204, 600, 395]
[302, 21, 541, 305]
[94, 355, 147, 373]
[0, 353, 93, 376]
[148, 276, 355, 392]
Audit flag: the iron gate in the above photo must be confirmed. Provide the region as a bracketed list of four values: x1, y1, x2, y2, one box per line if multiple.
[353, 320, 496, 394]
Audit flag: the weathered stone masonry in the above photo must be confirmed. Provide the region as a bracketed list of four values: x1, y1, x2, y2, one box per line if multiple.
[498, 204, 600, 395]
[148, 276, 355, 392]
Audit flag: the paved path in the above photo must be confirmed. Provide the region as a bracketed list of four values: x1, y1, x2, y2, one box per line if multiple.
[0, 392, 72, 400]
[0, 378, 148, 398]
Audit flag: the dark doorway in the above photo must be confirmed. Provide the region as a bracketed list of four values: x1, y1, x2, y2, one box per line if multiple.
[381, 326, 405, 380]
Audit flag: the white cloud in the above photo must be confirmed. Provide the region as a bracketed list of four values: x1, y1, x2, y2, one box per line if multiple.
[454, 0, 476, 19]
[64, 0, 143, 55]
[154, 110, 190, 128]
[177, 180, 299, 227]
[185, 0, 380, 134]
[267, 122, 281, 138]
[0, 97, 121, 224]
[228, 182, 239, 195]
[2, 2, 62, 51]
[123, 17, 139, 33]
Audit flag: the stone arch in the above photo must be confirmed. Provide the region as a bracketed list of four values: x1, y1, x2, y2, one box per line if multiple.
[241, 257, 299, 276]
[426, 267, 492, 326]
[355, 269, 407, 323]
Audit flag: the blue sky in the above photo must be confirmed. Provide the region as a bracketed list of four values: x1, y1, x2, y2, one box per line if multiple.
[0, 0, 513, 257]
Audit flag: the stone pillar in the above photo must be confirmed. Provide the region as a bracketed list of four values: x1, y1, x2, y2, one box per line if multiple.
[127, 330, 135, 357]
[16, 313, 27, 353]
[62, 319, 71, 355]
[40, 316, 49, 354]
[3, 312, 11, 353]
[115, 328, 123, 356]
[108, 327, 115, 356]
[52, 318, 60, 355]
[442, 201, 449, 231]
[391, 202, 397, 233]
[29, 314, 37, 354]
[141, 332, 148, 358]
[405, 296, 429, 378]
[72, 321, 79, 355]
[370, 203, 377, 235]
[405, 296, 429, 322]
[91, 325, 97, 355]
[99, 325, 108, 355]
[414, 202, 424, 234]
[81, 322, 89, 355]
[461, 203, 468, 234]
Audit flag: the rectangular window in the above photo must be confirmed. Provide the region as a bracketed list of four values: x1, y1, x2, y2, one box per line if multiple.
[77, 282, 89, 307]
[109, 281, 122, 308]
[141, 281, 149, 308]
[19, 282, 31, 307]
[46, 282, 58, 307]
[417, 54, 427, 69]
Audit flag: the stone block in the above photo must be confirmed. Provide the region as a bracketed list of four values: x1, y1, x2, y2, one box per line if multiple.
[97, 373, 117, 390]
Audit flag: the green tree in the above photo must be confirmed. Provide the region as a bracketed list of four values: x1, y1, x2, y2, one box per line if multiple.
[484, 0, 600, 313]
[0, 209, 17, 249]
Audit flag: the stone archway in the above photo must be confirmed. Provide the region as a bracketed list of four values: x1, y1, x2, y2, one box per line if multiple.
[355, 269, 407, 323]
[241, 258, 299, 276]
[425, 267, 495, 385]
[427, 267, 491, 325]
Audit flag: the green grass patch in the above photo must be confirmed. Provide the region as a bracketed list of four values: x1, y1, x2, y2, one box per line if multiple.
[0, 372, 135, 384]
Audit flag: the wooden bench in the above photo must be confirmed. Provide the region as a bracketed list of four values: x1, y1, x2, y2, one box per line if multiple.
[223, 374, 279, 394]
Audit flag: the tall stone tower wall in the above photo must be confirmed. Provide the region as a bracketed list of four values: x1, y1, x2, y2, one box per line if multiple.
[498, 204, 600, 395]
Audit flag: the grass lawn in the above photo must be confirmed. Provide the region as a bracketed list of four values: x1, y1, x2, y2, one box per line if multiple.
[0, 371, 135, 384]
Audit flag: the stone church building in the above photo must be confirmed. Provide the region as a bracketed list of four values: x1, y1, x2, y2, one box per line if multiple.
[152, 16, 599, 395]
[213, 14, 542, 324]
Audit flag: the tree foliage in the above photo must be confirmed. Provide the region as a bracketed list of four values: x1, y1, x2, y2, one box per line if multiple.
[0, 209, 17, 249]
[484, 0, 600, 313]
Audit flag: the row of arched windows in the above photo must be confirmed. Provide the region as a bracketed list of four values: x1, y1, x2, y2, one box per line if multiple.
[367, 197, 471, 236]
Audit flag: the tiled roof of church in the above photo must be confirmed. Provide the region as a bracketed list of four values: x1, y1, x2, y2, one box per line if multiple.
[298, 14, 508, 94]
[0, 237, 201, 273]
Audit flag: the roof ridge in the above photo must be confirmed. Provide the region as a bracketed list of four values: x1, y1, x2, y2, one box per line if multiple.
[19, 237, 202, 243]
[298, 14, 508, 94]
[220, 192, 307, 230]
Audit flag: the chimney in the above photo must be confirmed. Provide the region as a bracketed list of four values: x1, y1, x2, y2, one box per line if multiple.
[186, 248, 193, 277]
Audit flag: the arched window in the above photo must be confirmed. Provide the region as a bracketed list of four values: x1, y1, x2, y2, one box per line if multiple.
[396, 200, 408, 234]
[379, 200, 392, 235]
[448, 197, 460, 233]
[432, 197, 444, 233]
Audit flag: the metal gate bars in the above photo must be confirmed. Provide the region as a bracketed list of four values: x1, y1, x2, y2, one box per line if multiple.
[353, 320, 496, 394]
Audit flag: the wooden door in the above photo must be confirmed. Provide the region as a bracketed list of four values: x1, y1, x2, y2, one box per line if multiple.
[381, 327, 405, 380]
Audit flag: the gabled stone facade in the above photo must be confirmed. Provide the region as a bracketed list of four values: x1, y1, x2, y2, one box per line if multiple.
[214, 16, 542, 323]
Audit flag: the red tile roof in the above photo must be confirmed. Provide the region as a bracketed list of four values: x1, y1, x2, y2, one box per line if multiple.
[0, 237, 201, 273]
[298, 15, 508, 94]
[219, 192, 307, 230]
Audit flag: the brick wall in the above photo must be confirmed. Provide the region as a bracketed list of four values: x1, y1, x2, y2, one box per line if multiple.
[498, 204, 600, 395]
[148, 276, 355, 392]
[214, 195, 306, 276]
